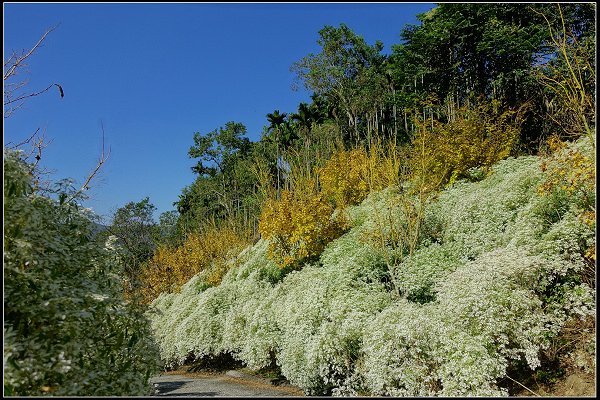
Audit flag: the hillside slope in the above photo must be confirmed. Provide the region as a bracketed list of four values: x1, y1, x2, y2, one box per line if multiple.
[148, 137, 595, 396]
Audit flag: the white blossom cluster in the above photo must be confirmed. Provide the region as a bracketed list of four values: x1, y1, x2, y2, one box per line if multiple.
[148, 137, 595, 396]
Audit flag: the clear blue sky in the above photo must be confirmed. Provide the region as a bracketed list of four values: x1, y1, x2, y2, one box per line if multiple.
[4, 2, 435, 223]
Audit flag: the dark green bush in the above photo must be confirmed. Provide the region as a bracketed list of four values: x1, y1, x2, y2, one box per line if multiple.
[3, 149, 161, 396]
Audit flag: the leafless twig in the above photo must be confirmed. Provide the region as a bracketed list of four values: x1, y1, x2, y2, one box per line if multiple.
[505, 375, 541, 397]
[4, 83, 64, 106]
[3, 25, 58, 81]
[64, 123, 111, 204]
[3, 25, 63, 118]
[6, 127, 41, 149]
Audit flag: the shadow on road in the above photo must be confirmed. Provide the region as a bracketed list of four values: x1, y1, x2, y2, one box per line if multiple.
[151, 372, 304, 397]
[154, 380, 219, 396]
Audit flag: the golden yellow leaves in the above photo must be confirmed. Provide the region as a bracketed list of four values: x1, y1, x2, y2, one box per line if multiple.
[318, 145, 400, 209]
[259, 190, 347, 269]
[410, 102, 521, 190]
[139, 224, 250, 303]
[319, 148, 370, 209]
[258, 143, 402, 269]
[539, 137, 595, 198]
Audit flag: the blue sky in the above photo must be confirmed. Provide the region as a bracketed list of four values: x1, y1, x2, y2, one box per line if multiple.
[4, 2, 435, 223]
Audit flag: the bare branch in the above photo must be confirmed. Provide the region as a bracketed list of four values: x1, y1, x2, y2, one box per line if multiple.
[4, 83, 64, 107]
[30, 131, 48, 172]
[64, 123, 111, 204]
[4, 79, 29, 92]
[6, 127, 41, 149]
[3, 25, 63, 118]
[3, 52, 17, 69]
[3, 25, 58, 81]
[505, 375, 541, 397]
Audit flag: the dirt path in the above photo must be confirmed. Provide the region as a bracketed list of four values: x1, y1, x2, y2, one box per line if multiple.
[150, 370, 304, 397]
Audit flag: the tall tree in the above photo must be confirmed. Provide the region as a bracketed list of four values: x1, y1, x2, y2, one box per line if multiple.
[108, 197, 158, 292]
[291, 102, 314, 133]
[266, 110, 290, 194]
[177, 121, 260, 235]
[291, 23, 386, 143]
[188, 121, 251, 177]
[388, 3, 595, 148]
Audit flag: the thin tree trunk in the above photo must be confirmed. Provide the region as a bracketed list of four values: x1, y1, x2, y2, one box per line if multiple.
[276, 137, 280, 199]
[393, 87, 398, 139]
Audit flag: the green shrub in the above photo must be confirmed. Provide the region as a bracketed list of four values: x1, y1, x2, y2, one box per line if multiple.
[3, 150, 161, 396]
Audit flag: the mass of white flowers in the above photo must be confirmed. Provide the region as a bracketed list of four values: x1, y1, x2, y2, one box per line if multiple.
[148, 137, 595, 396]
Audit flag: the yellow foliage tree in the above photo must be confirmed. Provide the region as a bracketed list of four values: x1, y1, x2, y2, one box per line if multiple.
[139, 223, 250, 303]
[259, 142, 402, 269]
[409, 100, 522, 191]
[258, 190, 347, 268]
[318, 148, 369, 209]
[318, 143, 401, 209]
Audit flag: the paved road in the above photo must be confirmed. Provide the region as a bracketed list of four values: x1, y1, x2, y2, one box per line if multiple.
[150, 371, 304, 397]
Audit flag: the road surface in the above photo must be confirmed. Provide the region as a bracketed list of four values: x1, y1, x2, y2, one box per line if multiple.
[150, 370, 304, 397]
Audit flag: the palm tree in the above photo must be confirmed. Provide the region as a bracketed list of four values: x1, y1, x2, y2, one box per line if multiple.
[291, 102, 317, 178]
[267, 109, 287, 132]
[310, 93, 331, 123]
[291, 103, 313, 133]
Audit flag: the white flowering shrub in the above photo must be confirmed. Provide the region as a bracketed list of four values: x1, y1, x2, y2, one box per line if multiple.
[362, 301, 509, 397]
[435, 248, 549, 369]
[149, 207, 393, 394]
[223, 239, 283, 284]
[361, 247, 550, 397]
[391, 241, 464, 303]
[320, 228, 389, 286]
[222, 278, 280, 369]
[147, 137, 595, 396]
[149, 271, 226, 368]
[426, 155, 546, 259]
[149, 241, 280, 369]
[254, 261, 389, 395]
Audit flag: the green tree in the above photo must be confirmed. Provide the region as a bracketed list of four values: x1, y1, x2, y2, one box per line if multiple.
[291, 103, 314, 134]
[188, 121, 251, 177]
[176, 177, 223, 222]
[176, 121, 260, 236]
[107, 197, 158, 293]
[156, 210, 180, 246]
[291, 23, 386, 143]
[393, 4, 547, 108]
[388, 3, 595, 149]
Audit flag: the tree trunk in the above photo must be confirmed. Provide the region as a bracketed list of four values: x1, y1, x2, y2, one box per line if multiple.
[393, 88, 398, 139]
[276, 137, 280, 199]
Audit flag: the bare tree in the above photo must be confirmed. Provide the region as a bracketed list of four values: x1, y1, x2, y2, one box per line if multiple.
[3, 25, 64, 118]
[4, 25, 110, 202]
[64, 123, 111, 204]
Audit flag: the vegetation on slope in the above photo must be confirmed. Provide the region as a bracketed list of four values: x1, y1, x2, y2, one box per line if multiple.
[148, 135, 595, 396]
[4, 3, 595, 396]
[143, 4, 595, 396]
